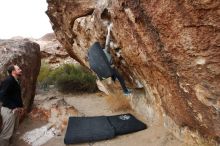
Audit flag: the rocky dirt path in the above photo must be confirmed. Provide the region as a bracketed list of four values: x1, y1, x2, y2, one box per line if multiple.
[12, 90, 187, 146]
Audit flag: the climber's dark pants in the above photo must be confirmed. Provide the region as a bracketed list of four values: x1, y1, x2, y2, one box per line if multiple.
[111, 68, 128, 93]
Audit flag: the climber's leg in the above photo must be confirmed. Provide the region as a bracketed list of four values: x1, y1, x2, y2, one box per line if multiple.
[111, 68, 128, 93]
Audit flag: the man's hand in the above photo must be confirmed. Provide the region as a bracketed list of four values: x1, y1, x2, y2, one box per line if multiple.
[13, 108, 26, 119]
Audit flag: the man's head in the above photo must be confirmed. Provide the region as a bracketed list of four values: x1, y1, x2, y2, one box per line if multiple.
[7, 65, 22, 79]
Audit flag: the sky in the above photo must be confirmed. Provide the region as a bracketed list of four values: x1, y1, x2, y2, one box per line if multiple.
[0, 0, 53, 39]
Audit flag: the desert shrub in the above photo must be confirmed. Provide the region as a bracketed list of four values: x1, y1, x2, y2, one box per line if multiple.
[55, 64, 97, 93]
[37, 62, 54, 89]
[37, 63, 98, 93]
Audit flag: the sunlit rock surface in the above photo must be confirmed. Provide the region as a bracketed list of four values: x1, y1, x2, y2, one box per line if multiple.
[46, 0, 220, 142]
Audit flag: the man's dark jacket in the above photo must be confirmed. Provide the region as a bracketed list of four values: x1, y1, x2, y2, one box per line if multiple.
[0, 75, 23, 109]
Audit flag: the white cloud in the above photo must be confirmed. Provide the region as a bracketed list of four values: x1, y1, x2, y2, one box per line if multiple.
[0, 0, 53, 39]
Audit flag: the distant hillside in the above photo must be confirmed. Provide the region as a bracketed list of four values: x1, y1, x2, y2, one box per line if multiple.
[36, 33, 77, 68]
[39, 33, 56, 41]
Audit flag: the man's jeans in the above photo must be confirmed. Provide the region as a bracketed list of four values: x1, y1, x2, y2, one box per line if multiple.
[0, 107, 18, 146]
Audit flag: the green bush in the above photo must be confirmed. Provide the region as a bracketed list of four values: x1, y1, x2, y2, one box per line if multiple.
[37, 63, 98, 93]
[37, 62, 53, 89]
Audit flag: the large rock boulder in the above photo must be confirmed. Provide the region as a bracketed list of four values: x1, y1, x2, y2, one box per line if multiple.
[0, 39, 41, 111]
[46, 0, 220, 142]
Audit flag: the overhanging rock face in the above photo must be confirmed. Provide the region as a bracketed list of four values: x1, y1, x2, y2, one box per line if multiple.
[46, 0, 220, 141]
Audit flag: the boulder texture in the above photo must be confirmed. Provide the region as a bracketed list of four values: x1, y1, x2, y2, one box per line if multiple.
[0, 39, 41, 111]
[36, 33, 77, 68]
[46, 0, 220, 142]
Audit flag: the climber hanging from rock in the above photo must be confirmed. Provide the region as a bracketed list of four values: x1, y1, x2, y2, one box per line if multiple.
[88, 22, 132, 96]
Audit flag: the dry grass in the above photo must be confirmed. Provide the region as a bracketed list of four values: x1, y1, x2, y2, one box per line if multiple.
[105, 92, 132, 112]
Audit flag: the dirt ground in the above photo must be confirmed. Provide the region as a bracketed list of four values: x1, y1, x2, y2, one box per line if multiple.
[11, 90, 190, 146]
